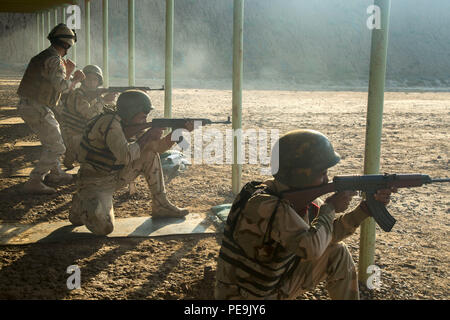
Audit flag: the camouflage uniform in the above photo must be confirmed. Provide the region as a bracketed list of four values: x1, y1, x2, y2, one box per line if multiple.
[60, 87, 105, 167]
[17, 46, 71, 183]
[215, 178, 369, 300]
[69, 112, 181, 235]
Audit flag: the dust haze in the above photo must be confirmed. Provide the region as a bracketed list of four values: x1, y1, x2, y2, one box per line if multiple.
[1, 0, 449, 90]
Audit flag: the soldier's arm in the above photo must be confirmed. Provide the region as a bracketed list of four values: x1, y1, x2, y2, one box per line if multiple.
[330, 205, 370, 244]
[93, 98, 108, 114]
[146, 133, 177, 154]
[74, 95, 102, 121]
[43, 56, 72, 92]
[105, 119, 141, 166]
[269, 199, 336, 261]
[329, 188, 393, 243]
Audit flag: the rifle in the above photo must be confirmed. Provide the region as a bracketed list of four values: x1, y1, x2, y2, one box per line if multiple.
[99, 85, 165, 93]
[281, 174, 450, 232]
[122, 116, 231, 139]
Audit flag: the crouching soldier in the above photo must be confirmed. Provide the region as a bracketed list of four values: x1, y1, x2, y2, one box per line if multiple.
[60, 64, 117, 169]
[215, 129, 395, 300]
[17, 23, 85, 194]
[69, 90, 193, 235]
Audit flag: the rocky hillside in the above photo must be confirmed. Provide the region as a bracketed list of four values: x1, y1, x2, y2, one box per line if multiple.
[0, 0, 449, 89]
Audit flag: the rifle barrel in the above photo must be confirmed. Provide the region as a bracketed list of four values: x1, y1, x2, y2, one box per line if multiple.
[211, 116, 231, 124]
[430, 178, 450, 183]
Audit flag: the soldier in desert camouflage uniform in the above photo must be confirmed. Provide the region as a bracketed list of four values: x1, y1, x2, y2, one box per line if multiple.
[17, 23, 85, 194]
[69, 90, 194, 236]
[60, 64, 118, 169]
[215, 129, 395, 300]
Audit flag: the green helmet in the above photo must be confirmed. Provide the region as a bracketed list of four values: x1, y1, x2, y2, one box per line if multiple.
[48, 23, 77, 48]
[82, 65, 103, 86]
[271, 129, 340, 188]
[116, 90, 153, 122]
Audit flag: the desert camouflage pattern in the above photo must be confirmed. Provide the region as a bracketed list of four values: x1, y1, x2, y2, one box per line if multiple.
[215, 178, 369, 300]
[60, 87, 105, 166]
[17, 46, 72, 181]
[70, 113, 176, 235]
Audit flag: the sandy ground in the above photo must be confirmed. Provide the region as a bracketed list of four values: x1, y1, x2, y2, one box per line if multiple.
[0, 77, 448, 300]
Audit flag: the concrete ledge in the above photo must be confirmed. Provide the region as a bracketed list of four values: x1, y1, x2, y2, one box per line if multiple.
[0, 213, 217, 245]
[0, 116, 24, 125]
[3, 166, 80, 178]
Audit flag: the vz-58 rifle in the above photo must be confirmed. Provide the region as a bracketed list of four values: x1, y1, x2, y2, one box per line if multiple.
[99, 85, 165, 93]
[281, 174, 450, 232]
[122, 116, 231, 139]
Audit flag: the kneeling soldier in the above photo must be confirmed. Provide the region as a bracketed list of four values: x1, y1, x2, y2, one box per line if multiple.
[215, 129, 395, 300]
[69, 90, 192, 235]
[60, 64, 117, 169]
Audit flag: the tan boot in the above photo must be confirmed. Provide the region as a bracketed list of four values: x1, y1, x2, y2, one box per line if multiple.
[23, 179, 56, 195]
[46, 170, 73, 184]
[63, 157, 75, 170]
[68, 193, 84, 226]
[152, 194, 189, 218]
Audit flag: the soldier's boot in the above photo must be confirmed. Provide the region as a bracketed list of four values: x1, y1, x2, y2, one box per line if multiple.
[63, 157, 75, 170]
[63, 148, 77, 170]
[68, 193, 84, 226]
[151, 193, 189, 218]
[46, 166, 73, 184]
[141, 148, 189, 218]
[23, 178, 56, 194]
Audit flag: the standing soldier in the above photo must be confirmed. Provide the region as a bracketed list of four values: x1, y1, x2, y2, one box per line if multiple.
[17, 23, 85, 194]
[215, 129, 395, 300]
[60, 65, 118, 169]
[69, 90, 193, 235]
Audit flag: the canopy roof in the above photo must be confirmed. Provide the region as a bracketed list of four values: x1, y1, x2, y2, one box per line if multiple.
[0, 0, 78, 13]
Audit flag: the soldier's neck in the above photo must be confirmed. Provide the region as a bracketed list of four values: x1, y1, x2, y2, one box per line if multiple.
[51, 45, 66, 57]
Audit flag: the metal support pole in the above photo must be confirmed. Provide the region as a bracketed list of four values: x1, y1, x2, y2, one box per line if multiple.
[54, 8, 58, 24]
[41, 12, 45, 50]
[61, 6, 66, 24]
[47, 11, 51, 32]
[232, 0, 244, 195]
[72, 42, 77, 63]
[358, 0, 391, 285]
[36, 12, 40, 52]
[103, 0, 109, 87]
[128, 0, 135, 86]
[71, 2, 77, 63]
[164, 0, 174, 118]
[85, 0, 91, 65]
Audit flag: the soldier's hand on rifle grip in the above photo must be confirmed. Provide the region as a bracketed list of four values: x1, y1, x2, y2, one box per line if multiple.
[103, 92, 118, 104]
[64, 58, 76, 76]
[372, 187, 397, 206]
[137, 127, 162, 148]
[148, 127, 164, 140]
[184, 120, 195, 132]
[141, 127, 163, 143]
[72, 70, 86, 83]
[325, 191, 357, 213]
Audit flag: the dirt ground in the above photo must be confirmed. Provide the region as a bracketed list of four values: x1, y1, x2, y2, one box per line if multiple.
[0, 77, 448, 300]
